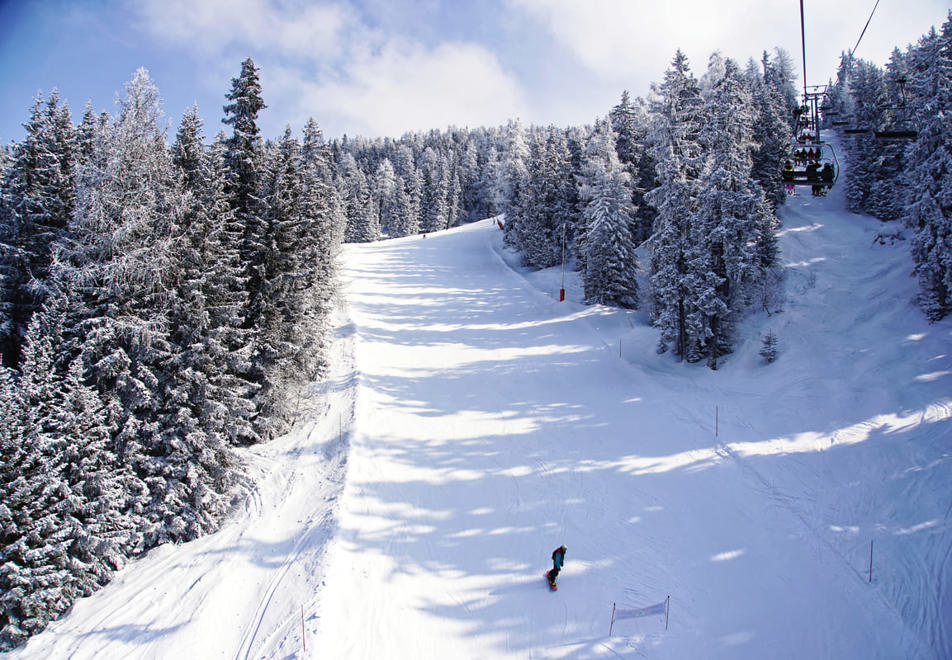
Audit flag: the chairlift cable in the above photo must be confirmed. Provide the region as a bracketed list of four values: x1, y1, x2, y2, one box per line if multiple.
[850, 0, 882, 60]
[800, 0, 808, 98]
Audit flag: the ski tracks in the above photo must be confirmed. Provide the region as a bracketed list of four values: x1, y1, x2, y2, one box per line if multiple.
[234, 508, 338, 659]
[713, 437, 934, 656]
[234, 293, 359, 659]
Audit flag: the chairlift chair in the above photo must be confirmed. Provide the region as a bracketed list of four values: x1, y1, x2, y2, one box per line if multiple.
[874, 127, 918, 141]
[836, 76, 918, 141]
[782, 140, 838, 194]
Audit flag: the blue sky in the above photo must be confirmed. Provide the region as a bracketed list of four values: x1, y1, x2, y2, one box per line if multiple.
[0, 0, 948, 143]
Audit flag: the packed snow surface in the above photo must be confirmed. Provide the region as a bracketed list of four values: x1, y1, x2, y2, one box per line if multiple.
[11, 180, 952, 658]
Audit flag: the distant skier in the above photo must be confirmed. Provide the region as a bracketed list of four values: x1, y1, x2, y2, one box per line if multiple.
[547, 544, 567, 587]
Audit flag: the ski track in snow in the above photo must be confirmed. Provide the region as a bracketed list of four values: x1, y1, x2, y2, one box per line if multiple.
[10, 144, 952, 658]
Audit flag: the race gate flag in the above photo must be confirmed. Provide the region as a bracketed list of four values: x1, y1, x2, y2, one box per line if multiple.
[609, 595, 670, 635]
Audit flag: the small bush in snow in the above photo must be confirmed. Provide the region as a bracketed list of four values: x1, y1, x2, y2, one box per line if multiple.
[760, 331, 778, 363]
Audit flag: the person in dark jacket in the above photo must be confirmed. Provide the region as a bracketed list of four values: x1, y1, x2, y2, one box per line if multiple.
[547, 545, 567, 586]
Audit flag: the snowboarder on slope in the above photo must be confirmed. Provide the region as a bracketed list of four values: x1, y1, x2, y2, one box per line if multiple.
[547, 545, 567, 586]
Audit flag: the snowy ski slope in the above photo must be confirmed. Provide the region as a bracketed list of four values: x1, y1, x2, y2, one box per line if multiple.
[12, 171, 952, 658]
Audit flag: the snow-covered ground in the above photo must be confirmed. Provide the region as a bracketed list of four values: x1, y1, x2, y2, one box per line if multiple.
[10, 171, 952, 658]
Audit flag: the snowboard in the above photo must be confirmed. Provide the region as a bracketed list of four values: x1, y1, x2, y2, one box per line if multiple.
[545, 572, 557, 591]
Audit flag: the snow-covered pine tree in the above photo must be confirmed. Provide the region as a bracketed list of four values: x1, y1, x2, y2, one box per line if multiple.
[388, 146, 421, 238]
[866, 49, 912, 222]
[770, 46, 801, 117]
[0, 90, 75, 368]
[544, 128, 580, 261]
[420, 147, 449, 233]
[751, 51, 794, 210]
[74, 103, 98, 164]
[218, 58, 311, 442]
[155, 106, 244, 540]
[301, 117, 344, 257]
[905, 16, 952, 320]
[389, 174, 412, 238]
[510, 128, 576, 269]
[751, 193, 784, 314]
[610, 91, 654, 244]
[507, 131, 544, 265]
[207, 132, 260, 446]
[223, 58, 267, 220]
[828, 53, 858, 127]
[0, 143, 10, 178]
[55, 68, 183, 548]
[301, 117, 333, 178]
[645, 50, 705, 359]
[611, 91, 640, 174]
[0, 304, 76, 648]
[374, 158, 398, 235]
[253, 127, 309, 436]
[39, 296, 139, 546]
[447, 167, 462, 229]
[0, 295, 142, 649]
[759, 330, 778, 363]
[298, 117, 342, 375]
[480, 143, 504, 219]
[459, 139, 483, 221]
[252, 124, 339, 436]
[301, 119, 342, 244]
[222, 58, 269, 336]
[499, 119, 530, 248]
[843, 58, 890, 214]
[578, 119, 639, 308]
[693, 57, 775, 368]
[699, 51, 729, 98]
[341, 153, 379, 243]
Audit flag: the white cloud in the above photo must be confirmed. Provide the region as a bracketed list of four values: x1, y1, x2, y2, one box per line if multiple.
[274, 38, 528, 136]
[507, 0, 789, 83]
[135, 0, 357, 60]
[133, 0, 527, 136]
[507, 0, 950, 90]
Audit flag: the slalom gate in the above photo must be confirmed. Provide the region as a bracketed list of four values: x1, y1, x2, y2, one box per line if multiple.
[609, 595, 670, 635]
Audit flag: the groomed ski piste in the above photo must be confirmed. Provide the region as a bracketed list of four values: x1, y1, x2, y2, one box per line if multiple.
[11, 150, 952, 658]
